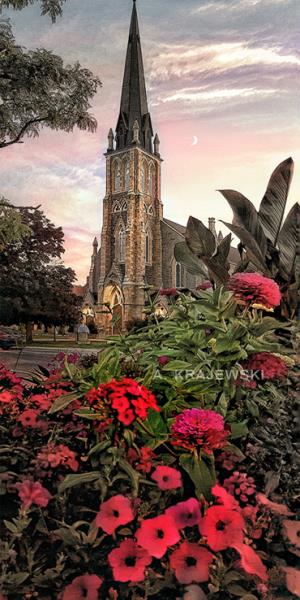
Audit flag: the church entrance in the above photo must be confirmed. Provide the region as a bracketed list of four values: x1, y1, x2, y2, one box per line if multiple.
[102, 284, 124, 334]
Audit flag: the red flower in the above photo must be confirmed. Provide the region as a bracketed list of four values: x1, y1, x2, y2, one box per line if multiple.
[159, 288, 177, 296]
[136, 514, 180, 558]
[166, 498, 202, 529]
[171, 408, 229, 454]
[86, 378, 159, 426]
[211, 484, 240, 510]
[127, 446, 154, 474]
[30, 393, 52, 411]
[158, 355, 170, 366]
[108, 539, 152, 583]
[199, 505, 245, 551]
[0, 390, 12, 403]
[227, 273, 281, 309]
[18, 409, 40, 428]
[242, 352, 288, 383]
[36, 444, 79, 472]
[196, 281, 213, 291]
[62, 574, 103, 600]
[151, 466, 182, 490]
[96, 495, 135, 535]
[232, 543, 268, 581]
[170, 541, 213, 584]
[16, 480, 52, 509]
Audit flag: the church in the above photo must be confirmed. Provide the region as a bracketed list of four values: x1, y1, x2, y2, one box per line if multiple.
[83, 0, 238, 334]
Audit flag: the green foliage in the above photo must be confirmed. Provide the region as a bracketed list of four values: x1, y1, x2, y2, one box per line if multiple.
[0, 0, 66, 22]
[0, 198, 31, 250]
[0, 206, 80, 337]
[0, 20, 101, 149]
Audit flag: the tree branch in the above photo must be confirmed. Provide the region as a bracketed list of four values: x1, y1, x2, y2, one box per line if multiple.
[0, 115, 49, 148]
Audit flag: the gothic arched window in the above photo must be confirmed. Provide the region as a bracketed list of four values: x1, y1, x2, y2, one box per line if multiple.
[114, 160, 121, 192]
[119, 227, 126, 263]
[141, 161, 148, 193]
[124, 159, 130, 191]
[149, 163, 155, 196]
[145, 228, 152, 265]
[176, 262, 184, 288]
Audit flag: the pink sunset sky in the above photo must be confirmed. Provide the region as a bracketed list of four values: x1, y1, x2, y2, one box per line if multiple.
[1, 0, 300, 284]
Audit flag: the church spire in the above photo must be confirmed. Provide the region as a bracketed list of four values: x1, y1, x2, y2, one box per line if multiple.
[115, 0, 153, 153]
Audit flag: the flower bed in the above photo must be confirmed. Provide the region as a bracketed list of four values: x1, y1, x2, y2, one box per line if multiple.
[0, 282, 299, 599]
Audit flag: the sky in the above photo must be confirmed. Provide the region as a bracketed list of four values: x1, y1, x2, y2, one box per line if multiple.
[1, 0, 300, 284]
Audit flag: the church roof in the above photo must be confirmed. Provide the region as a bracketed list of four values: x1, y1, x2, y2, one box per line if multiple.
[162, 218, 186, 236]
[115, 0, 153, 153]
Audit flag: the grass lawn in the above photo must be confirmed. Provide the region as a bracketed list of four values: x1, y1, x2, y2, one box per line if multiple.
[23, 340, 105, 350]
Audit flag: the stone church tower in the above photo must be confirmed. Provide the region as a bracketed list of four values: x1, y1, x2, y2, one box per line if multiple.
[83, 1, 239, 334]
[96, 0, 163, 331]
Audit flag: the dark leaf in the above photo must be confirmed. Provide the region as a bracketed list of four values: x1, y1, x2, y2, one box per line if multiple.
[174, 241, 208, 277]
[221, 221, 269, 273]
[214, 233, 232, 262]
[58, 472, 102, 493]
[219, 189, 268, 257]
[258, 157, 294, 246]
[201, 255, 230, 284]
[278, 202, 300, 280]
[185, 216, 216, 258]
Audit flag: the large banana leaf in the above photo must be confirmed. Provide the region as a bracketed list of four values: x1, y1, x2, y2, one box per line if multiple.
[185, 216, 216, 258]
[277, 202, 300, 280]
[221, 221, 270, 274]
[258, 157, 294, 246]
[213, 232, 232, 262]
[174, 241, 208, 277]
[202, 255, 230, 284]
[219, 189, 268, 258]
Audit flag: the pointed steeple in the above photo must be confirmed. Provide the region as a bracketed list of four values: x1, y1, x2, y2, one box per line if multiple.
[115, 0, 153, 154]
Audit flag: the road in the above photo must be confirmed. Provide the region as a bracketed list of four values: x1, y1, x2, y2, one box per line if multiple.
[0, 347, 99, 376]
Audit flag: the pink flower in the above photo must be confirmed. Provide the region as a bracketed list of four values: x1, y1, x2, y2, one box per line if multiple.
[160, 288, 177, 296]
[233, 543, 268, 581]
[196, 281, 213, 291]
[242, 352, 288, 383]
[37, 444, 79, 472]
[151, 466, 182, 490]
[136, 514, 180, 558]
[18, 408, 40, 428]
[166, 498, 202, 529]
[16, 480, 52, 509]
[256, 493, 294, 516]
[171, 408, 229, 454]
[96, 495, 135, 535]
[62, 574, 103, 600]
[108, 539, 152, 583]
[227, 273, 281, 309]
[283, 566, 300, 597]
[199, 505, 245, 551]
[158, 355, 170, 366]
[170, 542, 213, 584]
[0, 390, 12, 403]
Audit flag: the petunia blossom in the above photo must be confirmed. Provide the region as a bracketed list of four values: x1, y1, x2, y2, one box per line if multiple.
[151, 466, 182, 491]
[62, 574, 103, 600]
[166, 498, 202, 529]
[199, 505, 244, 551]
[108, 538, 152, 582]
[136, 514, 180, 558]
[0, 390, 13, 403]
[233, 543, 268, 581]
[16, 480, 52, 509]
[96, 495, 135, 535]
[170, 541, 213, 584]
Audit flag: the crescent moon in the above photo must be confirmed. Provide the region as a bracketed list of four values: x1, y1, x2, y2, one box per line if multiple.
[192, 135, 198, 146]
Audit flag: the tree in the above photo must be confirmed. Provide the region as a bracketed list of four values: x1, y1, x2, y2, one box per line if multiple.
[1, 0, 66, 22]
[0, 197, 31, 249]
[0, 20, 101, 149]
[40, 264, 82, 336]
[0, 206, 79, 341]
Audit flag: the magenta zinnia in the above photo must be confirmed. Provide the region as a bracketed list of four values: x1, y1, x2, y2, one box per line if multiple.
[171, 408, 229, 454]
[242, 352, 288, 382]
[227, 272, 281, 309]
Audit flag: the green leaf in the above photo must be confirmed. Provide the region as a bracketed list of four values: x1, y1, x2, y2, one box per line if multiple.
[258, 157, 294, 246]
[73, 408, 97, 420]
[219, 189, 268, 257]
[119, 459, 140, 497]
[58, 472, 101, 493]
[185, 216, 216, 258]
[230, 421, 249, 439]
[48, 393, 78, 414]
[88, 440, 111, 456]
[179, 453, 216, 500]
[251, 317, 281, 336]
[174, 241, 208, 277]
[245, 398, 259, 417]
[278, 202, 300, 279]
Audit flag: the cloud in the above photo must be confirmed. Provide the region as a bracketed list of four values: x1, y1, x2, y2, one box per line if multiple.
[159, 85, 277, 106]
[149, 42, 300, 82]
[193, 0, 289, 13]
